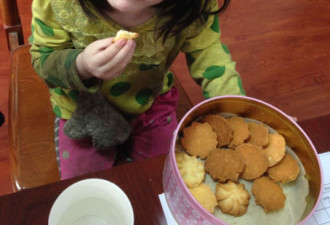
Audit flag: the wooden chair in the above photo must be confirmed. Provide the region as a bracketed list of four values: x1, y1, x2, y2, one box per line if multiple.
[0, 0, 23, 53]
[1, 0, 61, 191]
[1, 0, 200, 191]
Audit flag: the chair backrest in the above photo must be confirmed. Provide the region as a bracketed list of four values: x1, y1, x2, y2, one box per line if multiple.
[2, 0, 61, 190]
[9, 45, 60, 191]
[0, 0, 24, 52]
[0, 0, 19, 26]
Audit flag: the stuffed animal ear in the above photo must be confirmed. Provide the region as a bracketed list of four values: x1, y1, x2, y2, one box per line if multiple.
[89, 118, 131, 150]
[92, 133, 119, 150]
[63, 117, 88, 140]
[63, 91, 131, 150]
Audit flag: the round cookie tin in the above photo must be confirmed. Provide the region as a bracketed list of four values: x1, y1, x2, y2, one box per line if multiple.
[163, 95, 323, 225]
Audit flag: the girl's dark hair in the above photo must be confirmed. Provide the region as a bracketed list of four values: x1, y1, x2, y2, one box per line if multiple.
[78, 0, 230, 41]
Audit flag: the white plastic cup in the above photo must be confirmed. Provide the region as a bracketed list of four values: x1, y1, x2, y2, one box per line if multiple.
[49, 179, 134, 225]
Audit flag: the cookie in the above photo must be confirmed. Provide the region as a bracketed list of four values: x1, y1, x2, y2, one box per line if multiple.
[252, 176, 286, 212]
[235, 143, 269, 180]
[181, 122, 218, 159]
[267, 153, 300, 183]
[205, 148, 244, 182]
[189, 183, 218, 213]
[201, 114, 233, 147]
[112, 30, 139, 42]
[263, 133, 286, 167]
[216, 181, 250, 216]
[175, 152, 205, 188]
[227, 116, 250, 148]
[247, 122, 269, 147]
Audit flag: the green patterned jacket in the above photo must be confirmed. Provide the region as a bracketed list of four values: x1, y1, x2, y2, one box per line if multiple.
[30, 0, 245, 119]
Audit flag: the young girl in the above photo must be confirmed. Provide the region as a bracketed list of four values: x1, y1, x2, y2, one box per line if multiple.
[29, 0, 245, 179]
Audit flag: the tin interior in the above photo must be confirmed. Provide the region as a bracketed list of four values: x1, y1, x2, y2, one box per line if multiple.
[177, 96, 322, 222]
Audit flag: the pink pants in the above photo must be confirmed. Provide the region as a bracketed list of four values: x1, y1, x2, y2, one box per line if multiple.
[58, 87, 179, 179]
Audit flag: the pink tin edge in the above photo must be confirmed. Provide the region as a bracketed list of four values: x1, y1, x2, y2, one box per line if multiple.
[167, 95, 324, 225]
[164, 151, 229, 225]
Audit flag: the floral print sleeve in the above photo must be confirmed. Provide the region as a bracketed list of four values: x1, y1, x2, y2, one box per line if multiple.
[181, 1, 245, 98]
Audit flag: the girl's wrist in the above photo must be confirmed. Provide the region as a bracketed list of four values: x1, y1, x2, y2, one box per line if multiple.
[76, 53, 93, 80]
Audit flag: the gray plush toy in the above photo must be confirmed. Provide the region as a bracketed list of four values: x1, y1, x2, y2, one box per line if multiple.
[63, 91, 131, 150]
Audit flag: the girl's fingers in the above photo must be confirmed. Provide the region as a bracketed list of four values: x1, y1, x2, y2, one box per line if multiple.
[99, 40, 136, 78]
[94, 39, 128, 66]
[92, 37, 114, 52]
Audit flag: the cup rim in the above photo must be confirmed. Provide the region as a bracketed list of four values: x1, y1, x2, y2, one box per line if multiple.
[48, 178, 134, 225]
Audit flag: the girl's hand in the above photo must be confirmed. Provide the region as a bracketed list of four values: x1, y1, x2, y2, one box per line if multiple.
[76, 37, 136, 80]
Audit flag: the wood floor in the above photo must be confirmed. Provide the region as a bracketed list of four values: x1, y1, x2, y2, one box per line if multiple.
[0, 0, 329, 196]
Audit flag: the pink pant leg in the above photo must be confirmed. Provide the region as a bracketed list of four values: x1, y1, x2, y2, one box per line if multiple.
[130, 87, 179, 161]
[58, 119, 116, 180]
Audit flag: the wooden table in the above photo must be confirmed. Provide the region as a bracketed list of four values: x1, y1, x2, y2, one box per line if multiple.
[0, 115, 329, 225]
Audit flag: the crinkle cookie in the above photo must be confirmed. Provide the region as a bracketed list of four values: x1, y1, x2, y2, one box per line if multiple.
[267, 153, 300, 183]
[215, 181, 250, 217]
[181, 122, 217, 159]
[189, 183, 218, 214]
[227, 116, 250, 148]
[201, 114, 233, 147]
[247, 122, 269, 147]
[235, 143, 269, 180]
[175, 152, 205, 188]
[205, 149, 244, 182]
[263, 133, 286, 167]
[252, 176, 286, 212]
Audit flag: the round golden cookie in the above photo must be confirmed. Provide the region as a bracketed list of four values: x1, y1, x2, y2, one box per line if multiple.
[215, 181, 250, 217]
[252, 176, 286, 212]
[263, 133, 286, 167]
[112, 30, 139, 42]
[189, 183, 217, 214]
[205, 149, 244, 182]
[175, 152, 205, 188]
[247, 122, 269, 147]
[201, 114, 233, 147]
[235, 143, 269, 180]
[227, 117, 250, 148]
[181, 122, 217, 159]
[267, 153, 300, 183]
